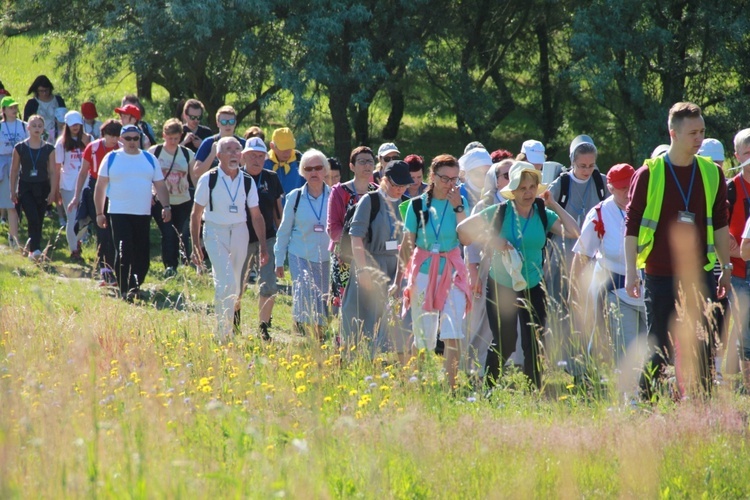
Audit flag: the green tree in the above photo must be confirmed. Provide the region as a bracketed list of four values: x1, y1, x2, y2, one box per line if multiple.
[281, 0, 441, 177]
[3, 0, 286, 127]
[571, 0, 750, 163]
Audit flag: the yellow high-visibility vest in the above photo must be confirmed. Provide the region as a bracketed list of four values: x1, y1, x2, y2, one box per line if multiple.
[636, 155, 720, 271]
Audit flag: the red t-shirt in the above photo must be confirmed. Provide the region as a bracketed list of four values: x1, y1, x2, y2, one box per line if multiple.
[728, 174, 750, 278]
[625, 159, 728, 276]
[82, 139, 118, 180]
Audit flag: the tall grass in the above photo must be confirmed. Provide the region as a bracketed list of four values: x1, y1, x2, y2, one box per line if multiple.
[2, 247, 750, 497]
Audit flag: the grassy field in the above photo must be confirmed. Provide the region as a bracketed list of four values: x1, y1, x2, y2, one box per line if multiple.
[3, 34, 750, 498]
[2, 236, 750, 498]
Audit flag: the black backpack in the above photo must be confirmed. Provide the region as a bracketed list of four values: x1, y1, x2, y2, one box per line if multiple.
[411, 197, 430, 230]
[557, 170, 606, 209]
[206, 168, 255, 212]
[338, 192, 381, 264]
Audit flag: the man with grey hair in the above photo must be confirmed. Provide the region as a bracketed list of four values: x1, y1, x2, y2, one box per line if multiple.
[190, 136, 268, 339]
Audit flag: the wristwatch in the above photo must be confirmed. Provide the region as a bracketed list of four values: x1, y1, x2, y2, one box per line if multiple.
[453, 205, 464, 213]
[722, 262, 734, 271]
[163, 205, 172, 210]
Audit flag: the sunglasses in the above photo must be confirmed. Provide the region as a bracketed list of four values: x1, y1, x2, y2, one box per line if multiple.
[383, 155, 399, 162]
[122, 136, 140, 142]
[304, 165, 324, 172]
[498, 171, 510, 180]
[435, 173, 459, 184]
[187, 114, 202, 121]
[219, 118, 236, 126]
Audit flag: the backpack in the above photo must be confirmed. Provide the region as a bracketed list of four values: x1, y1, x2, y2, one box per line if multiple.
[411, 197, 430, 230]
[489, 198, 551, 265]
[207, 168, 255, 212]
[491, 198, 549, 238]
[105, 150, 157, 174]
[593, 202, 605, 239]
[338, 192, 381, 264]
[153, 144, 190, 171]
[557, 170, 606, 210]
[727, 177, 750, 223]
[139, 122, 157, 149]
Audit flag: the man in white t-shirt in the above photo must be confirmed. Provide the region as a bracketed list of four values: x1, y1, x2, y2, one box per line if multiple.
[94, 124, 171, 301]
[571, 164, 647, 375]
[190, 137, 268, 340]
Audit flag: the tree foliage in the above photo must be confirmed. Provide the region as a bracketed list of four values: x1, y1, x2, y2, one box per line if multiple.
[5, 0, 750, 166]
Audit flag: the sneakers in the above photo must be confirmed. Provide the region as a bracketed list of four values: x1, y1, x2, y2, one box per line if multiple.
[164, 267, 177, 278]
[28, 249, 42, 262]
[70, 250, 84, 262]
[8, 235, 19, 250]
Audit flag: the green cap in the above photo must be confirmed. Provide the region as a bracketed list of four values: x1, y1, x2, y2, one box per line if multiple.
[0, 96, 18, 109]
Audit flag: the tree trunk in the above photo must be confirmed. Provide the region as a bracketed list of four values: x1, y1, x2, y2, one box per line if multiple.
[136, 72, 153, 101]
[535, 16, 555, 149]
[353, 104, 370, 148]
[382, 87, 405, 140]
[328, 87, 353, 181]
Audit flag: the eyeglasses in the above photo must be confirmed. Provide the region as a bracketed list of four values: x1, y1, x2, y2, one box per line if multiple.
[187, 114, 202, 121]
[435, 173, 459, 184]
[383, 155, 399, 162]
[304, 165, 324, 172]
[575, 164, 597, 170]
[122, 136, 140, 142]
[219, 118, 236, 126]
[355, 158, 375, 166]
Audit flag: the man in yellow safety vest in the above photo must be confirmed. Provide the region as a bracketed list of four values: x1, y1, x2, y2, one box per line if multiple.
[624, 102, 731, 401]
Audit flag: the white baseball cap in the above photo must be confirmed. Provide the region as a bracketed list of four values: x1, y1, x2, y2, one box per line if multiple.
[698, 138, 724, 163]
[242, 137, 268, 153]
[521, 140, 545, 165]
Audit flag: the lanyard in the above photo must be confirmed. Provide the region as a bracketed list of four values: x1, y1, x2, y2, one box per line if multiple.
[429, 199, 450, 242]
[665, 154, 696, 211]
[26, 143, 43, 172]
[510, 204, 533, 249]
[568, 175, 592, 217]
[617, 207, 625, 220]
[2, 121, 19, 144]
[306, 187, 326, 222]
[378, 191, 397, 237]
[256, 170, 263, 189]
[221, 174, 242, 204]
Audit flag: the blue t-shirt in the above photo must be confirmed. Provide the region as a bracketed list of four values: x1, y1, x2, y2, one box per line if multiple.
[195, 134, 246, 164]
[404, 194, 469, 274]
[479, 202, 559, 288]
[264, 151, 304, 198]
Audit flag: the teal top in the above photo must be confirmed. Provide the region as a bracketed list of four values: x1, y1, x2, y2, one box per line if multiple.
[479, 202, 558, 288]
[404, 193, 469, 274]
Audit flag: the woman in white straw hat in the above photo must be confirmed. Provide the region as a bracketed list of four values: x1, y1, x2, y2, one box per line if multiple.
[458, 161, 579, 389]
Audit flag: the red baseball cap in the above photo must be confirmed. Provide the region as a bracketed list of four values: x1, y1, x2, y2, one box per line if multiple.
[607, 163, 635, 189]
[114, 104, 141, 121]
[81, 101, 98, 120]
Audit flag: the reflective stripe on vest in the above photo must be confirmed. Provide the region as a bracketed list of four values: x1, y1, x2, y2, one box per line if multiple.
[636, 155, 720, 271]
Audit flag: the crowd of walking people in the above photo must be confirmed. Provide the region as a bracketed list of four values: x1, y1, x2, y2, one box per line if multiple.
[4, 75, 750, 401]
